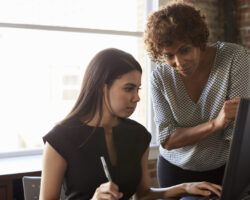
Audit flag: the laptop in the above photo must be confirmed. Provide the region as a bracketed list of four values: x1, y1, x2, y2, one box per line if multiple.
[180, 98, 250, 200]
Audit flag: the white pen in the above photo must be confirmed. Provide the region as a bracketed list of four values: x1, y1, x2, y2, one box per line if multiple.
[100, 156, 112, 182]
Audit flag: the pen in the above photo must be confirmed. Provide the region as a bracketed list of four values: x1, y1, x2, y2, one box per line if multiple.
[100, 156, 112, 182]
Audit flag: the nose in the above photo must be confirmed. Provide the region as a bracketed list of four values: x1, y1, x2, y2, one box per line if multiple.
[173, 55, 184, 69]
[133, 91, 140, 103]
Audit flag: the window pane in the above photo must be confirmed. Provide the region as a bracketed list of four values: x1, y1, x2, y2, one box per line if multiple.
[0, 27, 148, 153]
[0, 0, 146, 31]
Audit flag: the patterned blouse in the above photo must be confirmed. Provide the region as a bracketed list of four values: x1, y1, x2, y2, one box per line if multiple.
[151, 41, 250, 171]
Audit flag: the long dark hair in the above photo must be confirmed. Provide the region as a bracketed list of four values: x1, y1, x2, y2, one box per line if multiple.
[61, 48, 142, 126]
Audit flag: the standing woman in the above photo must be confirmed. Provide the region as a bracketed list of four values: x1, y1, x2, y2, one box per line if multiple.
[144, 2, 250, 187]
[40, 48, 222, 199]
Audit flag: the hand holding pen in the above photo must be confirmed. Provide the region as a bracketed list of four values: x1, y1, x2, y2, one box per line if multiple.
[90, 156, 123, 200]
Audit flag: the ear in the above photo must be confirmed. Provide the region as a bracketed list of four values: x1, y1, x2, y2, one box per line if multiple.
[103, 84, 108, 95]
[102, 84, 111, 113]
[102, 84, 109, 105]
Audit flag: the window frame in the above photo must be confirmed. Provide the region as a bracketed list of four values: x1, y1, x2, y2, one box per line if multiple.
[0, 0, 159, 159]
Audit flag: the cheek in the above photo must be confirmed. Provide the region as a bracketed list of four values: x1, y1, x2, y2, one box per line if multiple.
[110, 95, 127, 108]
[193, 49, 201, 60]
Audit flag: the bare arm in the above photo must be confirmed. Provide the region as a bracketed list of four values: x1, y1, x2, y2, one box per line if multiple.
[39, 142, 67, 200]
[40, 143, 122, 200]
[136, 148, 222, 200]
[164, 97, 240, 150]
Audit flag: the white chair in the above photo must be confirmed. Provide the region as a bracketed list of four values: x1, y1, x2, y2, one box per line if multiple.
[22, 176, 66, 200]
[22, 176, 41, 200]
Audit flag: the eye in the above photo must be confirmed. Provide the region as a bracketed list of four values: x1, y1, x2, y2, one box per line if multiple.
[163, 54, 174, 61]
[124, 87, 134, 92]
[180, 46, 191, 54]
[124, 86, 141, 92]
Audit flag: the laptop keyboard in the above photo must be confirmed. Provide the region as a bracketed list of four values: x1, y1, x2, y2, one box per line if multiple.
[179, 195, 219, 200]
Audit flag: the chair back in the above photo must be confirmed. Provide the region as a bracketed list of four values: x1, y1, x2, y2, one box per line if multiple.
[22, 176, 66, 200]
[22, 176, 41, 200]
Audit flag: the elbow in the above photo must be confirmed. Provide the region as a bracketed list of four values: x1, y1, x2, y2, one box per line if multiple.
[162, 139, 176, 150]
[164, 143, 175, 150]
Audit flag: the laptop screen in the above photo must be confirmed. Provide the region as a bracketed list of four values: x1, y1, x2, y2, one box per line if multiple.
[220, 98, 250, 200]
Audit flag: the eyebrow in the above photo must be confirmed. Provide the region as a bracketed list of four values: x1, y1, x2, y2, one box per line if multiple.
[124, 83, 140, 87]
[164, 44, 190, 55]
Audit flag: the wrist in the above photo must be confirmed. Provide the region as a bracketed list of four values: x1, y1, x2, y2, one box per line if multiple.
[211, 119, 223, 133]
[179, 183, 188, 194]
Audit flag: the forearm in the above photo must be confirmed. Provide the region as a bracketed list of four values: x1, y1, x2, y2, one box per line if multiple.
[137, 184, 186, 200]
[163, 119, 222, 150]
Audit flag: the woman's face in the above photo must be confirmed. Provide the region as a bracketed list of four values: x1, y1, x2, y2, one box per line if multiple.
[103, 70, 141, 119]
[162, 41, 201, 77]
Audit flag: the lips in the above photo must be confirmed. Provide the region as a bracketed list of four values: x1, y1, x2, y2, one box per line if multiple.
[126, 106, 136, 112]
[177, 66, 192, 74]
[179, 68, 190, 73]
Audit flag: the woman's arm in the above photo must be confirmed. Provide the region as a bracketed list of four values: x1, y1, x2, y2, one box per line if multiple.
[136, 148, 222, 200]
[222, 46, 250, 140]
[151, 70, 239, 150]
[165, 97, 240, 150]
[39, 142, 67, 200]
[40, 142, 122, 200]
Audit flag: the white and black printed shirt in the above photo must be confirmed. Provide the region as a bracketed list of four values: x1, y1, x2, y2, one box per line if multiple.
[151, 41, 250, 171]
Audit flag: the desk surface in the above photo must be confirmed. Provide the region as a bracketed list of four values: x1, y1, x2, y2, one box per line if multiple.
[0, 154, 42, 177]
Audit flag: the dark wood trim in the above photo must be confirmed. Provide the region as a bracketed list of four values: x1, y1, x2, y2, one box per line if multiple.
[0, 171, 41, 200]
[0, 154, 42, 200]
[224, 0, 237, 42]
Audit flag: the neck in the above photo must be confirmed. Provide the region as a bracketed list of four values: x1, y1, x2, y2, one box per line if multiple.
[85, 112, 119, 128]
[199, 46, 215, 71]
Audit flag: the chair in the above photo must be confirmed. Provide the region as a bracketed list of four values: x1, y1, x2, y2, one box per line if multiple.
[22, 176, 66, 200]
[22, 176, 41, 200]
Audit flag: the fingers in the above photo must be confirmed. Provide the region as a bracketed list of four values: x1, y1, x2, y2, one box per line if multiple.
[197, 182, 222, 197]
[210, 183, 222, 192]
[223, 98, 241, 120]
[100, 182, 123, 199]
[94, 182, 123, 200]
[231, 96, 241, 102]
[186, 182, 222, 197]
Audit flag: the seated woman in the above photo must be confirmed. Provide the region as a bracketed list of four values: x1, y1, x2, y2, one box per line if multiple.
[39, 48, 222, 200]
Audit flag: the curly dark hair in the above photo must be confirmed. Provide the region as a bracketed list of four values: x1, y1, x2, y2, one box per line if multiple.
[144, 2, 209, 61]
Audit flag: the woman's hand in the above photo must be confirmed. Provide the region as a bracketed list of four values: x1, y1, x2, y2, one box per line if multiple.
[214, 97, 241, 130]
[91, 182, 123, 200]
[184, 181, 222, 197]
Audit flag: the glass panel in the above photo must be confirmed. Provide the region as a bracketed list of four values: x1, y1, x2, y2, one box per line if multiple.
[0, 27, 148, 152]
[0, 0, 146, 32]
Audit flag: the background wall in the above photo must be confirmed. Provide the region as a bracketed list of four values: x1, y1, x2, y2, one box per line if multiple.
[158, 0, 250, 47]
[236, 0, 250, 47]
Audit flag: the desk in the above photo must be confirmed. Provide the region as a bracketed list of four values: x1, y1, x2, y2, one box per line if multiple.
[0, 155, 42, 200]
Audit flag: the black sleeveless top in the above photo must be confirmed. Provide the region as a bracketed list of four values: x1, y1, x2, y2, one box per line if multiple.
[43, 118, 151, 200]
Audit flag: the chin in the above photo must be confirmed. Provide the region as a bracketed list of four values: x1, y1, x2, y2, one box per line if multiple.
[120, 114, 132, 118]
[180, 71, 194, 77]
[117, 113, 133, 119]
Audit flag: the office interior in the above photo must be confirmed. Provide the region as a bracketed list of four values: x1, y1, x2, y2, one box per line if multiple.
[0, 0, 249, 199]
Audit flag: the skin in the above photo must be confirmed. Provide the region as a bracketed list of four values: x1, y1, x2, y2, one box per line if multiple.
[40, 70, 222, 200]
[161, 41, 241, 150]
[162, 41, 203, 79]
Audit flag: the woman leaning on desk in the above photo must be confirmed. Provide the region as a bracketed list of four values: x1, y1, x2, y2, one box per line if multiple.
[144, 2, 250, 188]
[40, 48, 221, 199]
